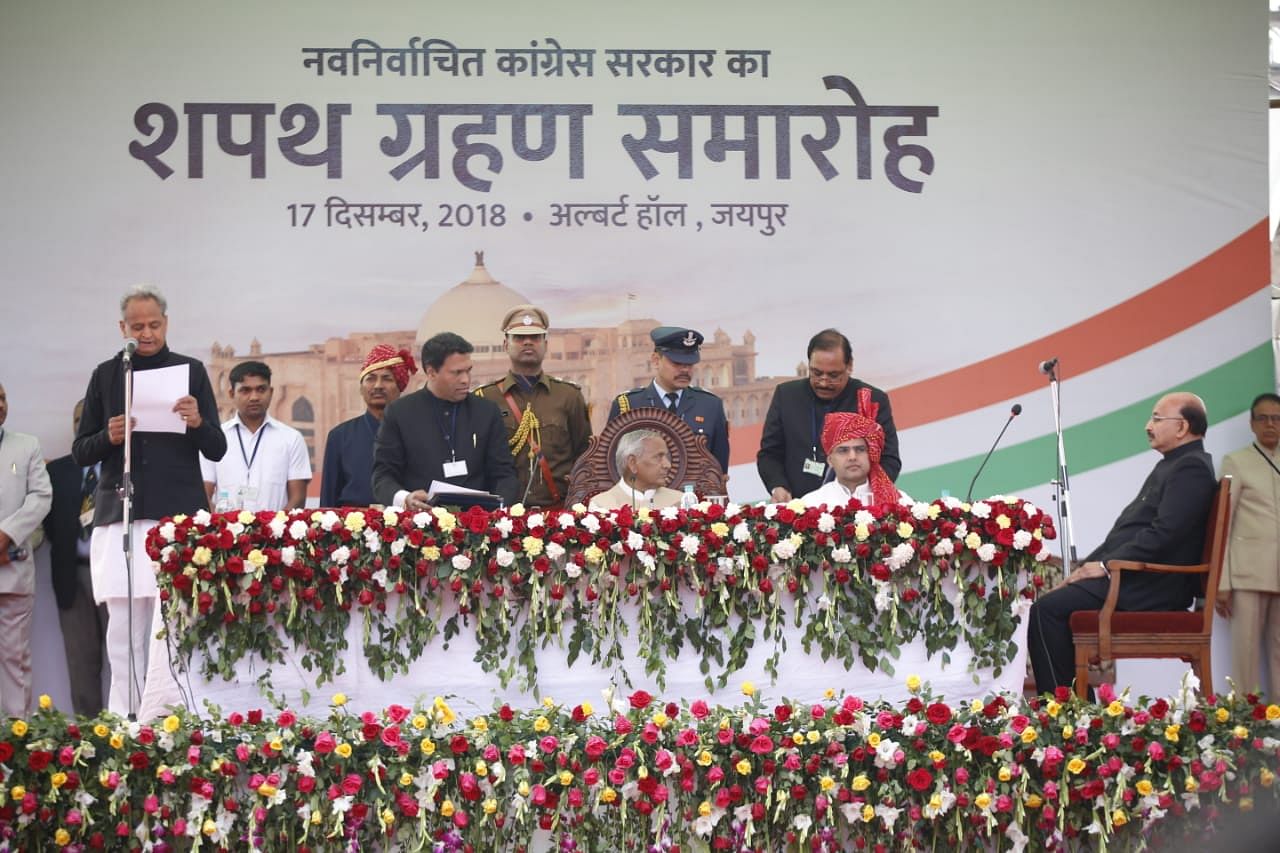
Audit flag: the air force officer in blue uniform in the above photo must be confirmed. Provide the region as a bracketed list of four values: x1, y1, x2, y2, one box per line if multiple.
[606, 326, 730, 472]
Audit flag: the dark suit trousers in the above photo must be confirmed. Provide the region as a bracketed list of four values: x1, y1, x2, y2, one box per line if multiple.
[1029, 574, 1195, 695]
[59, 560, 107, 716]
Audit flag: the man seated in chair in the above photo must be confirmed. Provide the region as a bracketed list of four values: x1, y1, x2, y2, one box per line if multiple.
[1028, 392, 1216, 695]
[590, 429, 684, 510]
[801, 412, 907, 509]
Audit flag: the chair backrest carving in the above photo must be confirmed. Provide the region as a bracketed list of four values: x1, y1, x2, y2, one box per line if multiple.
[565, 408, 728, 508]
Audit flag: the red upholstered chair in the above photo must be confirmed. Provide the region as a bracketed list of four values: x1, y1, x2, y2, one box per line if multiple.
[1069, 475, 1232, 699]
[564, 408, 728, 509]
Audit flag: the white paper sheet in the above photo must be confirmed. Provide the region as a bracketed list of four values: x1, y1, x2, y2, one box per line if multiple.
[132, 364, 189, 433]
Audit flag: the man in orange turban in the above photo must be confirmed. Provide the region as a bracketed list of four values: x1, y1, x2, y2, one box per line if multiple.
[320, 345, 417, 507]
[800, 411, 905, 508]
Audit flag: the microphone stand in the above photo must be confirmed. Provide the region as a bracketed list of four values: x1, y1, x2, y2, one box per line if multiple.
[1045, 364, 1079, 567]
[120, 348, 139, 720]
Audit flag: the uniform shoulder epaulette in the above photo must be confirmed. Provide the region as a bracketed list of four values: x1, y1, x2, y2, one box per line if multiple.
[548, 375, 581, 389]
[473, 381, 499, 396]
[687, 385, 717, 396]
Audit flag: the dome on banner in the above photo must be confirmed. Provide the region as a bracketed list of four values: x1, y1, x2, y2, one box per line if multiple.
[415, 251, 529, 357]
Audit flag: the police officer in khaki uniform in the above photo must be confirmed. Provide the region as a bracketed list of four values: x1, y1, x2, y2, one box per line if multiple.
[475, 305, 592, 509]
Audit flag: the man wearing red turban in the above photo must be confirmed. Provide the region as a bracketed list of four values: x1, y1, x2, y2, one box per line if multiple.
[800, 411, 906, 509]
[320, 344, 418, 507]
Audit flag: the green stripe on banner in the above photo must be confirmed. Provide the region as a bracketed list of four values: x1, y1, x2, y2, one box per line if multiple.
[896, 343, 1276, 499]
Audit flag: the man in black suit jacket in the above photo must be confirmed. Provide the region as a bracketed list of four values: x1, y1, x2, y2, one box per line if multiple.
[72, 285, 227, 714]
[1028, 392, 1217, 695]
[43, 400, 107, 716]
[373, 332, 519, 510]
[757, 329, 900, 502]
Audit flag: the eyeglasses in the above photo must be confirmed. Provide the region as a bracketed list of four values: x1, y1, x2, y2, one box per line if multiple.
[1253, 414, 1280, 425]
[1148, 415, 1185, 424]
[807, 367, 848, 382]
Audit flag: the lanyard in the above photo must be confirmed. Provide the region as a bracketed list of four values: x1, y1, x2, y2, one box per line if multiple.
[1254, 443, 1280, 478]
[810, 403, 831, 460]
[235, 423, 266, 473]
[441, 403, 459, 461]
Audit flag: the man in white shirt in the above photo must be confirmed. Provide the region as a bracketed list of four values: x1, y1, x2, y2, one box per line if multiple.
[202, 361, 311, 511]
[590, 429, 684, 511]
[801, 411, 907, 509]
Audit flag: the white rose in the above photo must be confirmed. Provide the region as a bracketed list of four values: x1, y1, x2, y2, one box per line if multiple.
[289, 520, 309, 540]
[581, 514, 600, 533]
[732, 522, 750, 543]
[626, 531, 644, 551]
[159, 521, 176, 542]
[371, 568, 389, 589]
[854, 510, 875, 528]
[451, 554, 472, 571]
[390, 538, 407, 556]
[931, 539, 954, 557]
[192, 509, 211, 526]
[564, 562, 582, 579]
[976, 543, 997, 563]
[771, 539, 797, 561]
[557, 512, 576, 529]
[910, 502, 930, 521]
[970, 501, 991, 519]
[281, 546, 296, 566]
[546, 542, 565, 561]
[331, 546, 351, 565]
[763, 503, 778, 520]
[817, 512, 835, 533]
[830, 545, 852, 563]
[495, 516, 514, 536]
[681, 535, 700, 556]
[495, 548, 515, 568]
[527, 513, 545, 530]
[887, 542, 915, 571]
[1013, 530, 1032, 549]
[319, 510, 341, 531]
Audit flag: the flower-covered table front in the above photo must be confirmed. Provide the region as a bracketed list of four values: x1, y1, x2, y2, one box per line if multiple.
[139, 498, 1053, 720]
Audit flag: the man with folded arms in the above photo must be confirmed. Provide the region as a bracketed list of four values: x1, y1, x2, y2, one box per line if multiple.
[590, 429, 683, 511]
[320, 344, 417, 507]
[1028, 392, 1216, 695]
[801, 411, 905, 509]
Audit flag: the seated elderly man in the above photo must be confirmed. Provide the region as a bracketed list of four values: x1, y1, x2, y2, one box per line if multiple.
[801, 411, 908, 508]
[590, 429, 684, 510]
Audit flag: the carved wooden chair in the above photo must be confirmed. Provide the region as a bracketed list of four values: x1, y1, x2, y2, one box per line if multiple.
[1069, 475, 1232, 699]
[564, 408, 728, 508]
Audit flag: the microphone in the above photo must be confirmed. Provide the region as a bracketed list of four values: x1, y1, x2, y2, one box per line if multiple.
[965, 403, 1022, 503]
[1038, 358, 1058, 375]
[122, 338, 139, 361]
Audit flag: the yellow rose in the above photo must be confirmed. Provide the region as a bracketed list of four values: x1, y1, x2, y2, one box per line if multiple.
[440, 799, 455, 818]
[109, 734, 124, 750]
[975, 793, 992, 810]
[522, 535, 544, 556]
[9, 785, 24, 800]
[1164, 724, 1180, 742]
[998, 767, 1012, 782]
[637, 766, 649, 779]
[1267, 704, 1280, 721]
[163, 715, 181, 734]
[1185, 777, 1199, 792]
[601, 787, 618, 804]
[929, 793, 943, 809]
[332, 692, 347, 706]
[54, 829, 71, 847]
[735, 758, 752, 775]
[483, 798, 498, 815]
[235, 510, 254, 525]
[807, 730, 820, 744]
[995, 514, 1011, 530]
[433, 696, 457, 725]
[542, 697, 555, 709]
[10, 720, 27, 737]
[1111, 809, 1128, 827]
[851, 774, 871, 792]
[897, 521, 914, 538]
[335, 743, 352, 759]
[929, 750, 944, 763]
[1261, 768, 1275, 788]
[245, 549, 267, 570]
[970, 699, 984, 714]
[558, 770, 573, 785]
[311, 811, 322, 825]
[711, 522, 729, 537]
[697, 750, 713, 766]
[38, 694, 52, 711]
[699, 800, 713, 817]
[964, 532, 982, 550]
[400, 772, 415, 787]
[861, 804, 875, 822]
[786, 498, 807, 513]
[534, 716, 551, 733]
[867, 733, 881, 748]
[1215, 707, 1230, 723]
[1046, 700, 1060, 719]
[518, 780, 530, 797]
[1066, 758, 1086, 775]
[258, 783, 278, 798]
[652, 711, 669, 728]
[93, 723, 110, 738]
[855, 523, 870, 541]
[343, 512, 366, 533]
[420, 739, 436, 755]
[1106, 700, 1125, 717]
[51, 772, 67, 789]
[1135, 779, 1154, 797]
[905, 675, 922, 694]
[792, 732, 806, 746]
[583, 545, 604, 564]
[741, 681, 755, 697]
[1021, 727, 1038, 744]
[1234, 725, 1250, 740]
[192, 546, 212, 566]
[475, 761, 488, 777]
[1062, 725, 1073, 740]
[203, 819, 217, 836]
[421, 546, 441, 561]
[472, 716, 489, 733]
[411, 714, 428, 731]
[1024, 793, 1043, 809]
[383, 508, 400, 526]
[381, 808, 395, 826]
[824, 688, 836, 699]
[819, 775, 835, 791]
[269, 738, 283, 752]
[578, 701, 594, 717]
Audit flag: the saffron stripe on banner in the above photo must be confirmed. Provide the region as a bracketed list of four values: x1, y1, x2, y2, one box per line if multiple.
[895, 342, 1274, 499]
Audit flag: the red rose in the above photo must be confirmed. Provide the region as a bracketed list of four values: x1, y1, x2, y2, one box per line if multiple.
[450, 735, 470, 755]
[629, 690, 653, 710]
[27, 750, 52, 771]
[341, 773, 363, 796]
[926, 703, 952, 726]
[907, 768, 934, 791]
